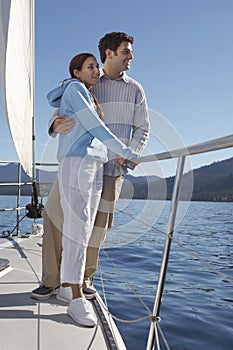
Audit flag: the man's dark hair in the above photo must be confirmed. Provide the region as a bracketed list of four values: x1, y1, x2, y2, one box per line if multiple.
[98, 32, 134, 63]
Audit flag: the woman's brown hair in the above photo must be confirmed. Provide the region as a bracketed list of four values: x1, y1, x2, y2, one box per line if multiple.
[68, 53, 104, 120]
[69, 53, 94, 77]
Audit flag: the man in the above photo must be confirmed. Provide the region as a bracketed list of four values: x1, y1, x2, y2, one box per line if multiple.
[31, 32, 150, 301]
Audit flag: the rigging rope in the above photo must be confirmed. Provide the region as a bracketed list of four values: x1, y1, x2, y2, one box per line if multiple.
[99, 253, 152, 323]
[98, 248, 172, 350]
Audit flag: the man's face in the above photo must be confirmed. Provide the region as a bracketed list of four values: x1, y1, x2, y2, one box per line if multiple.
[111, 41, 133, 72]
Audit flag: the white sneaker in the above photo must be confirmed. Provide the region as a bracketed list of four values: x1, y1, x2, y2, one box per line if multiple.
[67, 297, 97, 327]
[56, 286, 72, 303]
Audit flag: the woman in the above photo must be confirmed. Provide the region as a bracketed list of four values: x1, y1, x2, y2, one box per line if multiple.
[47, 53, 137, 327]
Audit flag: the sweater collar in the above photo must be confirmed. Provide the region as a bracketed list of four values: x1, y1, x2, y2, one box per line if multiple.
[99, 68, 128, 83]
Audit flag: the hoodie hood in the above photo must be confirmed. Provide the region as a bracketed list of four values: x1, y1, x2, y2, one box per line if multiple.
[47, 80, 74, 108]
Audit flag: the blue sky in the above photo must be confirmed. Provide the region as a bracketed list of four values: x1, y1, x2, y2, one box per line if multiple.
[0, 0, 232, 177]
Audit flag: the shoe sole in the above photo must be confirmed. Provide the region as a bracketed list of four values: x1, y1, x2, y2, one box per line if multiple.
[68, 309, 97, 327]
[31, 289, 58, 300]
[56, 291, 97, 302]
[83, 292, 97, 300]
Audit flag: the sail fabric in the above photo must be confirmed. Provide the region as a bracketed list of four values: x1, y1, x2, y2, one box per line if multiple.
[0, 0, 34, 177]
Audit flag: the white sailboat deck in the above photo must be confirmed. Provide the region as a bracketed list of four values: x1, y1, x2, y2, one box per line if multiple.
[0, 233, 126, 350]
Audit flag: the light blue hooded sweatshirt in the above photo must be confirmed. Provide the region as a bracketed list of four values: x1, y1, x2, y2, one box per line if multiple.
[47, 79, 138, 163]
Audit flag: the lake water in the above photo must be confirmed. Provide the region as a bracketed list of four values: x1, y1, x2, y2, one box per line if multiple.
[0, 196, 232, 349]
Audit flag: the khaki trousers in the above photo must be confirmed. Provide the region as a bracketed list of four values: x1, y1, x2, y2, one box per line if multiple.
[42, 174, 124, 288]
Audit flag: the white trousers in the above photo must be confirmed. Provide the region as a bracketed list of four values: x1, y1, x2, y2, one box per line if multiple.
[58, 157, 103, 284]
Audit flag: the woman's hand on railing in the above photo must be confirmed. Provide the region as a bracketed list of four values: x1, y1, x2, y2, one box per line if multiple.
[116, 157, 137, 169]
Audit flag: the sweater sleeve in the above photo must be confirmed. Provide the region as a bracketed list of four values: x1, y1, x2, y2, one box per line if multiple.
[48, 108, 60, 137]
[128, 87, 150, 155]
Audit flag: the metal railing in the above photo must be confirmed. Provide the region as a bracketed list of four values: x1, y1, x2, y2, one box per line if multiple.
[0, 160, 50, 236]
[0, 161, 33, 236]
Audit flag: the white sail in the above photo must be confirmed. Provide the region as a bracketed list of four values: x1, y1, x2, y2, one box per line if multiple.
[0, 0, 34, 177]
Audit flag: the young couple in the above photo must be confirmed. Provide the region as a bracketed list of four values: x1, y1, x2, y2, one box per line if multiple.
[31, 32, 150, 327]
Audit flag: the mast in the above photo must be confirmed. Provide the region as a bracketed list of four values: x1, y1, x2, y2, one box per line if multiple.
[26, 0, 43, 219]
[31, 0, 36, 183]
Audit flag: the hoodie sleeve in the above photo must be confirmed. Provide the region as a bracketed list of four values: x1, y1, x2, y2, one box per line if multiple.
[65, 83, 138, 160]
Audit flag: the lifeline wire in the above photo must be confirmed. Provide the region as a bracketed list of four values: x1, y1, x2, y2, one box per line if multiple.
[115, 207, 233, 286]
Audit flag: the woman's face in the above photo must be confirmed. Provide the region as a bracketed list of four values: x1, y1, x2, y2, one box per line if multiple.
[74, 57, 100, 89]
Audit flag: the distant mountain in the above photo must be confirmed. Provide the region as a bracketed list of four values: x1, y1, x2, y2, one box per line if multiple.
[0, 163, 57, 183]
[186, 157, 233, 201]
[120, 174, 166, 200]
[0, 157, 232, 201]
[0, 163, 56, 196]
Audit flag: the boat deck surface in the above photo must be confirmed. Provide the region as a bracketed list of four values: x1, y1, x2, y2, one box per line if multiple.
[0, 233, 126, 350]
